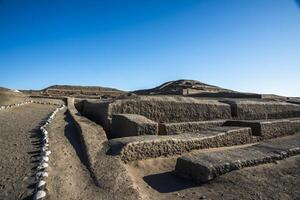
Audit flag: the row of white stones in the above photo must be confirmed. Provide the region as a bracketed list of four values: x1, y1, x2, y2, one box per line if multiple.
[0, 100, 33, 110]
[30, 100, 63, 106]
[0, 100, 63, 111]
[33, 104, 66, 200]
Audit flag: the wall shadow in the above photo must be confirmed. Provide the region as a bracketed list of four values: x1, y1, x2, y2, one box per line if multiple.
[143, 171, 197, 193]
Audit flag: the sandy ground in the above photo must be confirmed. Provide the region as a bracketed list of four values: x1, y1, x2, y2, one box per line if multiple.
[127, 144, 300, 200]
[0, 103, 56, 200]
[46, 109, 103, 200]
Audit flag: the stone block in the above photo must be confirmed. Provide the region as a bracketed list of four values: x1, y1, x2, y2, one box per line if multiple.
[175, 133, 300, 183]
[224, 119, 294, 139]
[221, 99, 300, 120]
[159, 120, 226, 135]
[111, 114, 158, 138]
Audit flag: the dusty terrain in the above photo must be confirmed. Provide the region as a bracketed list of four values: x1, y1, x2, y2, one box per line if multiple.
[127, 144, 300, 200]
[46, 109, 103, 200]
[0, 89, 26, 106]
[0, 103, 56, 200]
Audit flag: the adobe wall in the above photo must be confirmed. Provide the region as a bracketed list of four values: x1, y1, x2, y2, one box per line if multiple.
[222, 99, 300, 120]
[159, 120, 226, 135]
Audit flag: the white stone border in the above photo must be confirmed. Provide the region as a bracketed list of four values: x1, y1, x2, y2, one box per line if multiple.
[33, 104, 66, 200]
[0, 100, 33, 110]
[0, 100, 63, 111]
[30, 100, 63, 106]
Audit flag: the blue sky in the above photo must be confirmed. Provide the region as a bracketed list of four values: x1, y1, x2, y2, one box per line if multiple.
[0, 0, 299, 96]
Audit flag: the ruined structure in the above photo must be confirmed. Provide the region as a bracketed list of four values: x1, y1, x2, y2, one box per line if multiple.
[1, 80, 300, 200]
[73, 80, 300, 192]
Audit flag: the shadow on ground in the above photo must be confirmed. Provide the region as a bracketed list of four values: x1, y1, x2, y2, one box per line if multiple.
[143, 171, 197, 193]
[64, 112, 88, 168]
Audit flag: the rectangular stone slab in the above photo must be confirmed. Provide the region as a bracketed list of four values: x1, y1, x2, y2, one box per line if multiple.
[221, 99, 300, 120]
[159, 120, 226, 135]
[175, 133, 300, 184]
[108, 127, 252, 162]
[224, 119, 295, 139]
[110, 114, 158, 138]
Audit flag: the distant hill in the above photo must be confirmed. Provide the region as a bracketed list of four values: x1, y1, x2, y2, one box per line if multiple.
[132, 79, 269, 99]
[133, 79, 232, 95]
[36, 84, 127, 98]
[0, 87, 25, 105]
[0, 87, 10, 92]
[44, 85, 123, 92]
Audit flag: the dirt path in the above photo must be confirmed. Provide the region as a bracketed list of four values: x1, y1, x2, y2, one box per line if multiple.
[46, 109, 103, 200]
[0, 103, 56, 200]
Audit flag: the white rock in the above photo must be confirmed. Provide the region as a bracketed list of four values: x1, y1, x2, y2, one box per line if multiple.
[37, 162, 48, 170]
[34, 190, 46, 200]
[40, 156, 49, 162]
[42, 135, 48, 140]
[43, 139, 49, 144]
[36, 171, 48, 179]
[41, 150, 51, 156]
[37, 180, 46, 188]
[42, 146, 48, 151]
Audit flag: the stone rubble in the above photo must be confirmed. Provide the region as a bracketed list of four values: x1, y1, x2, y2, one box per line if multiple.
[33, 104, 65, 200]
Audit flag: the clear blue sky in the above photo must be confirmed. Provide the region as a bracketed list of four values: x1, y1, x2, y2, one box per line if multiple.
[1, 0, 300, 96]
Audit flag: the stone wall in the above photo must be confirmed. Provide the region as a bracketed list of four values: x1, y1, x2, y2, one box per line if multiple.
[109, 127, 253, 162]
[224, 119, 297, 139]
[80, 96, 231, 131]
[222, 99, 300, 120]
[159, 120, 226, 135]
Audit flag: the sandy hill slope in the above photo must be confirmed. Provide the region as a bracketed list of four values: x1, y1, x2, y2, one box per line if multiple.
[0, 87, 25, 105]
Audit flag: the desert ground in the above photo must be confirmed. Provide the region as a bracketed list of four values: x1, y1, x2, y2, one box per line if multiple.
[0, 80, 300, 200]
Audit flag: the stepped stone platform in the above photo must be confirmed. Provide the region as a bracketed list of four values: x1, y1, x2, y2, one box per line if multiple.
[221, 99, 300, 120]
[159, 120, 226, 135]
[110, 114, 158, 138]
[224, 119, 298, 139]
[109, 127, 252, 162]
[175, 133, 300, 184]
[80, 96, 232, 130]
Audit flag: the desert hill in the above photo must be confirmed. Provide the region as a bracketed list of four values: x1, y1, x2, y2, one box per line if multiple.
[0, 87, 25, 105]
[133, 79, 265, 99]
[133, 79, 231, 95]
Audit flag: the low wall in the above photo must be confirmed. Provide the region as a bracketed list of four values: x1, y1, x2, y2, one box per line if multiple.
[67, 98, 141, 200]
[222, 99, 300, 120]
[109, 127, 253, 163]
[159, 120, 226, 135]
[224, 119, 297, 139]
